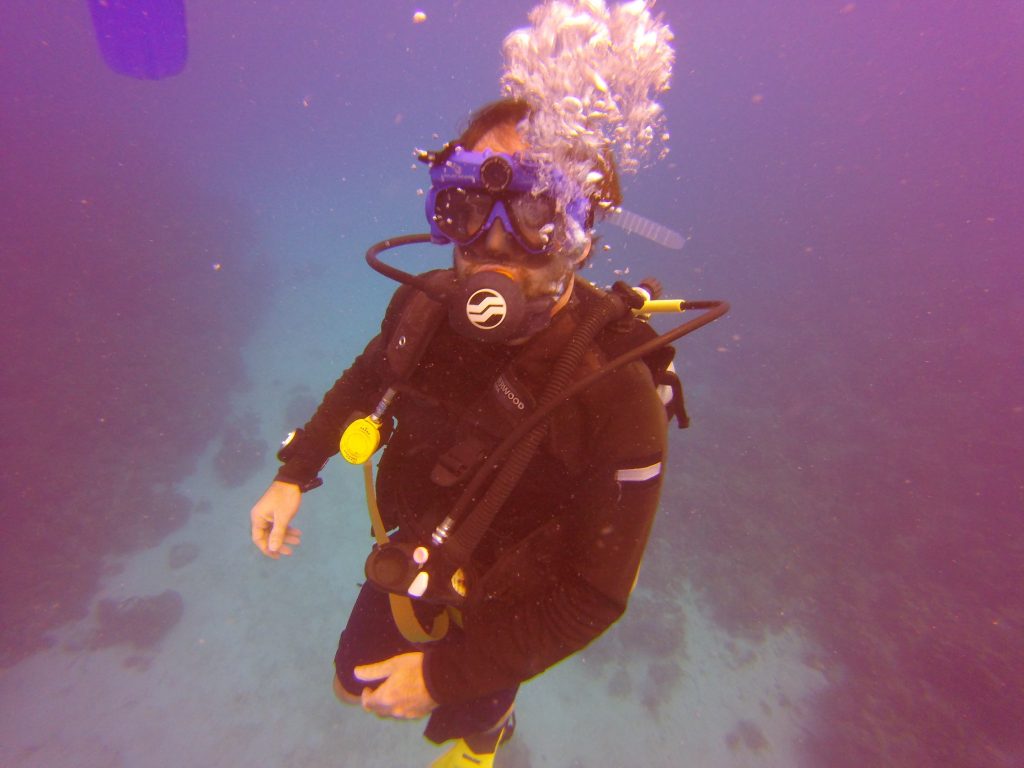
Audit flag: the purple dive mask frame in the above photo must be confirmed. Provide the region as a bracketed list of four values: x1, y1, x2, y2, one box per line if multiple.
[426, 149, 590, 255]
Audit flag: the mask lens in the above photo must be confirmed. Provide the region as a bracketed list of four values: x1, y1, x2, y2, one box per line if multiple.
[433, 187, 495, 243]
[508, 193, 557, 251]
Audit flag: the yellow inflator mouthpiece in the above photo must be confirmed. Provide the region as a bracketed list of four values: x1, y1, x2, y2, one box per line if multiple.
[340, 417, 381, 465]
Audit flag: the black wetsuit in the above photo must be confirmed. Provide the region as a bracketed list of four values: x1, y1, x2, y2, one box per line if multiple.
[276, 278, 668, 739]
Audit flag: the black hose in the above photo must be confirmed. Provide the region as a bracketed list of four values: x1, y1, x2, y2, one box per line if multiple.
[443, 290, 629, 564]
[362, 234, 730, 569]
[441, 295, 729, 567]
[365, 234, 442, 298]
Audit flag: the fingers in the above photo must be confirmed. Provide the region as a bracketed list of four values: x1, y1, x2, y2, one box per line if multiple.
[268, 519, 286, 554]
[360, 685, 418, 720]
[257, 529, 302, 558]
[353, 654, 433, 720]
[354, 660, 389, 683]
[269, 518, 302, 554]
[251, 514, 274, 557]
[251, 524, 268, 554]
[278, 528, 302, 553]
[355, 660, 397, 717]
[249, 482, 303, 559]
[270, 527, 303, 557]
[252, 524, 302, 559]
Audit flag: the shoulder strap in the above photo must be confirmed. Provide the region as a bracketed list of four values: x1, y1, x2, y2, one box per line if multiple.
[382, 271, 451, 382]
[595, 307, 689, 429]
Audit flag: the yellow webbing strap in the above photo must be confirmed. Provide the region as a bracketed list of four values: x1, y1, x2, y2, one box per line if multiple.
[362, 462, 450, 643]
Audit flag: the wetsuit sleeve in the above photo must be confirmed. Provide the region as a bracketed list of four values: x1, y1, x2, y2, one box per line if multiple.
[422, 361, 668, 705]
[273, 335, 388, 489]
[273, 286, 416, 489]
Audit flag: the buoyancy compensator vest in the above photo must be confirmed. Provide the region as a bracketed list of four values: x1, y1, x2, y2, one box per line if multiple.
[341, 234, 729, 608]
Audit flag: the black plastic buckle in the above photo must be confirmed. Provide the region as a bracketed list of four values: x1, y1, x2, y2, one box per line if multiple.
[431, 435, 489, 487]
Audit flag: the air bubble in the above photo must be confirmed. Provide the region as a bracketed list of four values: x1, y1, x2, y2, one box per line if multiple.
[499, 0, 674, 203]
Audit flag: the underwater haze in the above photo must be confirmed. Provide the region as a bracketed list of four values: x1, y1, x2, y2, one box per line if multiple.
[1, 2, 1022, 767]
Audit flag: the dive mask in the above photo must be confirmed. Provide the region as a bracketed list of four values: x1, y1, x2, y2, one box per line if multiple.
[426, 149, 590, 257]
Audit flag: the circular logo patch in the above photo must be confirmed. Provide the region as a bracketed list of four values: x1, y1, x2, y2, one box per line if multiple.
[466, 288, 507, 330]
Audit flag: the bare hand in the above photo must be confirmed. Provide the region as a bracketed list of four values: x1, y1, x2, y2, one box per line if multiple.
[250, 481, 303, 558]
[355, 652, 438, 720]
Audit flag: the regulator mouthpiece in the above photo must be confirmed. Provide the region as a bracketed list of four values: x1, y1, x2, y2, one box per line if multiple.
[449, 270, 554, 343]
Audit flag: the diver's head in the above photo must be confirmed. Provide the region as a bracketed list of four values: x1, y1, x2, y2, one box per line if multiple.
[426, 99, 621, 342]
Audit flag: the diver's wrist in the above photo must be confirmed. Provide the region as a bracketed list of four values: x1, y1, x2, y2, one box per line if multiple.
[275, 428, 326, 492]
[273, 466, 323, 493]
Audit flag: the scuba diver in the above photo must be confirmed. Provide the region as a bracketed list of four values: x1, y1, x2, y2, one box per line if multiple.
[249, 4, 724, 766]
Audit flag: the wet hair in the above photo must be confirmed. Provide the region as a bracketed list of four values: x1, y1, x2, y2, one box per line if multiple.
[433, 99, 531, 166]
[432, 98, 622, 230]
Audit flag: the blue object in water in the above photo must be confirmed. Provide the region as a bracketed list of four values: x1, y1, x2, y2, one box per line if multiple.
[88, 0, 188, 80]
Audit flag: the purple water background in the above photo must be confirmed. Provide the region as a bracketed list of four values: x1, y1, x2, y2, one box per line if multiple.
[1, 2, 1021, 766]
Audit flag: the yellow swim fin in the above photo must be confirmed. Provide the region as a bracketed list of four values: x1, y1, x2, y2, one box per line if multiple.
[428, 714, 513, 768]
[428, 738, 496, 768]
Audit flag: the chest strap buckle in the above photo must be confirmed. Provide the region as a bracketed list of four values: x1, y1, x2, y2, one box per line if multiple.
[431, 434, 491, 487]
